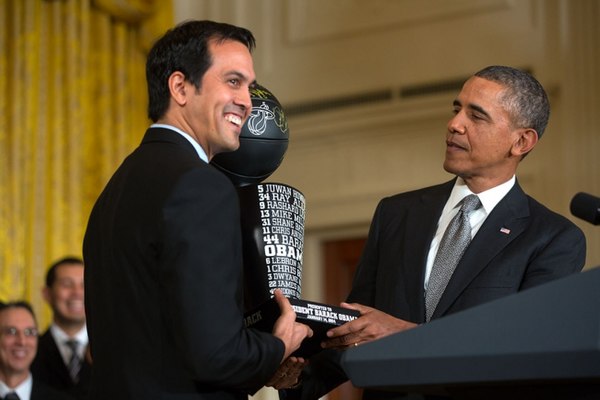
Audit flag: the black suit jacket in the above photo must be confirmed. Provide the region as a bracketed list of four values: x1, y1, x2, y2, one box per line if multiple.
[290, 179, 586, 399]
[31, 330, 91, 400]
[83, 128, 284, 400]
[31, 379, 76, 400]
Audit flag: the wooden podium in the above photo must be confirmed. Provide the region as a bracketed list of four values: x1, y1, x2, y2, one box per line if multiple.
[342, 268, 600, 399]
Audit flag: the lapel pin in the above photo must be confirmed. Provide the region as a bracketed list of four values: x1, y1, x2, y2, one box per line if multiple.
[500, 227, 511, 235]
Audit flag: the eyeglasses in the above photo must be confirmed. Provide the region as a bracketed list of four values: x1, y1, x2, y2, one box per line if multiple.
[0, 326, 38, 338]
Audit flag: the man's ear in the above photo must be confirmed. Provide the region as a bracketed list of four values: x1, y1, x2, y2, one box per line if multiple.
[511, 128, 538, 157]
[168, 71, 188, 106]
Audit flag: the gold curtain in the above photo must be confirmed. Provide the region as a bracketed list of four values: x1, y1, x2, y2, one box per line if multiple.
[0, 0, 173, 327]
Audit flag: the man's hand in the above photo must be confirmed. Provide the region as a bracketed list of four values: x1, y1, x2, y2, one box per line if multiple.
[322, 302, 417, 349]
[272, 289, 313, 359]
[265, 356, 307, 389]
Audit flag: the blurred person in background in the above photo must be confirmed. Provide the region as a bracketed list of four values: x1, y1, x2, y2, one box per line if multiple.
[0, 301, 73, 400]
[31, 257, 90, 400]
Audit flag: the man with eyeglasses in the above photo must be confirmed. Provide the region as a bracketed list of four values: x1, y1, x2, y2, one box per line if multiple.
[0, 301, 72, 400]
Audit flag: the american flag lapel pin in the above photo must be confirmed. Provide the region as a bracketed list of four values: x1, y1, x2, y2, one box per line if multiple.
[500, 227, 511, 235]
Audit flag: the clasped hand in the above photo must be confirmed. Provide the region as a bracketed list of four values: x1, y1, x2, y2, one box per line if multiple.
[266, 356, 306, 389]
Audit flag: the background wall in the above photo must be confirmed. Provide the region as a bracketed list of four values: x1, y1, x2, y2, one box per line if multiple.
[0, 0, 174, 326]
[174, 1, 599, 398]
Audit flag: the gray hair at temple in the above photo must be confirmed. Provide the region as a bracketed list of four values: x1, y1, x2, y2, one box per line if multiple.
[475, 65, 550, 138]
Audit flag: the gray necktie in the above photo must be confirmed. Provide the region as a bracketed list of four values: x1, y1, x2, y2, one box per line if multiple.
[65, 339, 82, 383]
[3, 392, 20, 400]
[425, 194, 481, 321]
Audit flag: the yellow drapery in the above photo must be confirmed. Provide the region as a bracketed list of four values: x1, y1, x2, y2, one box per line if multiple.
[0, 0, 173, 327]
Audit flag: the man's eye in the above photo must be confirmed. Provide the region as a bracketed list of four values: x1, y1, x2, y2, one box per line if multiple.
[3, 327, 17, 336]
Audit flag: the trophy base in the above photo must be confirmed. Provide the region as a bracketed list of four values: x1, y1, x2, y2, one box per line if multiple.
[244, 298, 360, 357]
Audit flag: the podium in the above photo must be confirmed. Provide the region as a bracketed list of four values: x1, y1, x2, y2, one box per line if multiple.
[342, 268, 600, 399]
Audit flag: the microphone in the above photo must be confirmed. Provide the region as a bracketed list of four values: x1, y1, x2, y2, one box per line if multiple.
[570, 192, 600, 225]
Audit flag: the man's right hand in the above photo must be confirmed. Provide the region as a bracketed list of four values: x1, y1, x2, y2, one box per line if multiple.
[271, 289, 313, 359]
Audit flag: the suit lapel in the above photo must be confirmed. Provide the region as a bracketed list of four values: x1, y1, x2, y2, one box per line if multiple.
[47, 331, 73, 383]
[403, 180, 454, 321]
[432, 182, 530, 319]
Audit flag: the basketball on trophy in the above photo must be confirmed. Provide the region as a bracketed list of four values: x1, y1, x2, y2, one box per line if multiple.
[211, 83, 289, 186]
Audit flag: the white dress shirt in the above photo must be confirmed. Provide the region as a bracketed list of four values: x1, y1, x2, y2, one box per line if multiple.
[0, 374, 32, 400]
[424, 176, 516, 290]
[49, 324, 88, 367]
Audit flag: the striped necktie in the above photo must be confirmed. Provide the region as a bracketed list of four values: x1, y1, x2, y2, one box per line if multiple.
[65, 338, 82, 383]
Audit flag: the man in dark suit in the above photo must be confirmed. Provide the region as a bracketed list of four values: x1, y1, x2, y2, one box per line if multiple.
[283, 66, 586, 399]
[31, 257, 90, 400]
[0, 301, 73, 400]
[82, 20, 312, 400]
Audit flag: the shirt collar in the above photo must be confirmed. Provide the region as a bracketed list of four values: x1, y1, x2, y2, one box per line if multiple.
[449, 176, 516, 214]
[151, 123, 209, 163]
[0, 373, 32, 400]
[50, 323, 88, 344]
[50, 323, 88, 363]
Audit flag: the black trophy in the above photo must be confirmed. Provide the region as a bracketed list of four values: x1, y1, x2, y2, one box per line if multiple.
[212, 84, 359, 357]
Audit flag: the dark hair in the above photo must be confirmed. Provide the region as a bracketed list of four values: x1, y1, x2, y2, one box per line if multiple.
[146, 20, 256, 122]
[45, 256, 84, 288]
[0, 300, 37, 324]
[474, 66, 550, 138]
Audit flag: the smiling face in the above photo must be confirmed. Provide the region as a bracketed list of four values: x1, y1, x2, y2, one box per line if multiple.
[179, 39, 255, 160]
[0, 307, 37, 385]
[43, 263, 85, 331]
[443, 76, 537, 193]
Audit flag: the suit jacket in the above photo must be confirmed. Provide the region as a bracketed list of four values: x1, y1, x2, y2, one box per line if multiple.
[31, 379, 76, 400]
[83, 128, 285, 400]
[291, 179, 586, 400]
[30, 330, 91, 400]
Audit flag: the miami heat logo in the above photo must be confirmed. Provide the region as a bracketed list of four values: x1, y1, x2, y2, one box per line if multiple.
[247, 102, 274, 136]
